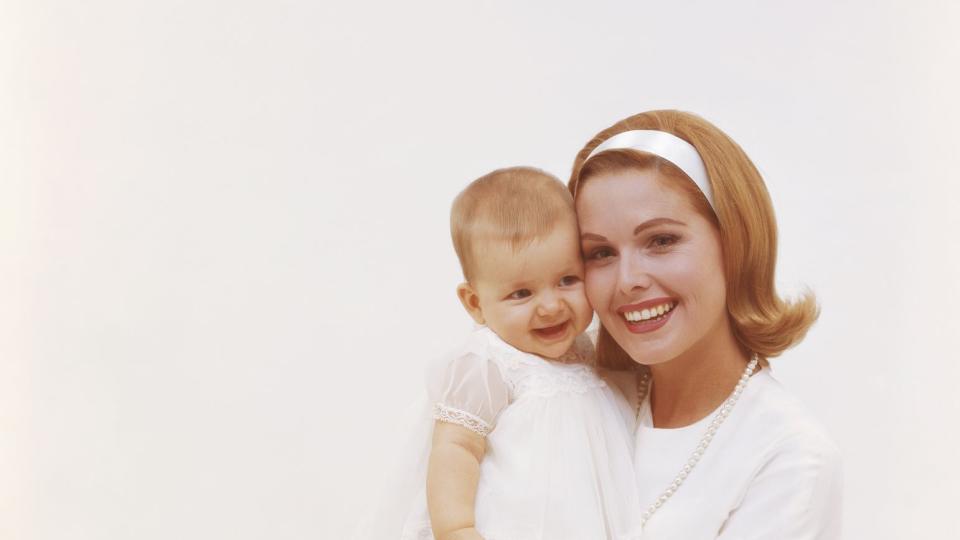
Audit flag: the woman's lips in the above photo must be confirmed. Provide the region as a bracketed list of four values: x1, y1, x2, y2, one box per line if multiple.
[533, 320, 570, 340]
[618, 300, 677, 334]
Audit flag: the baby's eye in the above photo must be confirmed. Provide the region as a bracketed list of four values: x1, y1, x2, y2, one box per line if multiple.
[559, 275, 581, 287]
[507, 289, 532, 300]
[586, 247, 615, 260]
[650, 234, 679, 250]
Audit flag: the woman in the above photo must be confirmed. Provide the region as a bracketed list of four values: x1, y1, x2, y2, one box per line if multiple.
[569, 110, 842, 539]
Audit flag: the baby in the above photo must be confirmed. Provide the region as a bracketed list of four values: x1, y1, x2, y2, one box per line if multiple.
[364, 167, 642, 540]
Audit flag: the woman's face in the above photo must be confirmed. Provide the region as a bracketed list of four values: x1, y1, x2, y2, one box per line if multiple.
[576, 169, 729, 366]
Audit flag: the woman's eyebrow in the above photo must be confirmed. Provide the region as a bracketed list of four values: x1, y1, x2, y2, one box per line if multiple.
[581, 218, 687, 242]
[581, 232, 607, 241]
[633, 217, 686, 235]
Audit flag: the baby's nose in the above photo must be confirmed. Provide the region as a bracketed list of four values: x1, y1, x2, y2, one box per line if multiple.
[536, 294, 562, 317]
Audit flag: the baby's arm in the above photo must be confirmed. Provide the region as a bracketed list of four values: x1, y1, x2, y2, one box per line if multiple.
[426, 421, 486, 540]
[424, 343, 509, 540]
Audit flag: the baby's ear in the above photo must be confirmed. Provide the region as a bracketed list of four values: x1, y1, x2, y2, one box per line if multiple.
[456, 282, 485, 325]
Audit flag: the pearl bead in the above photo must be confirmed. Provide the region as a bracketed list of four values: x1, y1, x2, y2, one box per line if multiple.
[637, 355, 759, 529]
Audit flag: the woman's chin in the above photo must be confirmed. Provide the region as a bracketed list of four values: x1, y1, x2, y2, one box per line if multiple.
[606, 320, 680, 365]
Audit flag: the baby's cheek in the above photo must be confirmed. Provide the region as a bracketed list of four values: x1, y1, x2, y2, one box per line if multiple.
[502, 306, 528, 330]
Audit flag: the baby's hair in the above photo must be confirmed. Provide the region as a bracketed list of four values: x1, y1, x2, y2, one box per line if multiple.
[451, 166, 575, 282]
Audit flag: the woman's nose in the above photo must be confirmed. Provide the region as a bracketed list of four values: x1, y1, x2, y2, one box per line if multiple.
[617, 252, 651, 295]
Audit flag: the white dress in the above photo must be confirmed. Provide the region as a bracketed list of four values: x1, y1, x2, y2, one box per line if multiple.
[633, 369, 843, 539]
[359, 327, 643, 540]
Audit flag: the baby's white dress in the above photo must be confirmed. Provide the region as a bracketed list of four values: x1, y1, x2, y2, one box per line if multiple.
[359, 327, 643, 540]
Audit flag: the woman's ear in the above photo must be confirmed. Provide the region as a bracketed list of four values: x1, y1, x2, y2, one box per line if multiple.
[456, 282, 485, 325]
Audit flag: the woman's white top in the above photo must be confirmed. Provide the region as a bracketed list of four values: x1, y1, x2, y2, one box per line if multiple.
[358, 327, 644, 540]
[634, 369, 843, 539]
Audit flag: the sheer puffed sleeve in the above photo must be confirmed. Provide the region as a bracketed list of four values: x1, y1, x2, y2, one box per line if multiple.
[427, 350, 511, 437]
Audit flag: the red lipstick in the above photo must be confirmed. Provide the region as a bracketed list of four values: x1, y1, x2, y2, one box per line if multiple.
[617, 297, 677, 334]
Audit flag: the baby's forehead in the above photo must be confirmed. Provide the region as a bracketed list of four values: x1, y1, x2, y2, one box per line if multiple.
[474, 220, 577, 255]
[471, 225, 582, 280]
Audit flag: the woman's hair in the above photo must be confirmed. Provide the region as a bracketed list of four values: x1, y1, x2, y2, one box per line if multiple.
[452, 166, 575, 282]
[569, 110, 818, 367]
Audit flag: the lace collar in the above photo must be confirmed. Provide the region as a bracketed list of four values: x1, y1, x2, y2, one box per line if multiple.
[473, 327, 594, 370]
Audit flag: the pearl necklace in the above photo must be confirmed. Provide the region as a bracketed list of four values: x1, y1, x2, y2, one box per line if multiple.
[635, 354, 759, 528]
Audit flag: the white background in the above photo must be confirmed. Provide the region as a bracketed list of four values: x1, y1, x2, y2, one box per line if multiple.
[3, 1, 959, 538]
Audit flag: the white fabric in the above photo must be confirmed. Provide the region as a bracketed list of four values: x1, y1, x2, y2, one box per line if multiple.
[358, 327, 643, 540]
[582, 130, 715, 209]
[633, 369, 843, 540]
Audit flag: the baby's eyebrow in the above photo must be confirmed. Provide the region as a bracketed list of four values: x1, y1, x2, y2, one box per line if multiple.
[504, 279, 533, 290]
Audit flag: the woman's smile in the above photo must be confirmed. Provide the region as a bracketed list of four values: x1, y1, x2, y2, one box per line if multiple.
[617, 298, 678, 334]
[577, 169, 728, 366]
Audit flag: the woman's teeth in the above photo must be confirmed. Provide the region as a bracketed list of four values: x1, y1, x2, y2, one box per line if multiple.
[623, 302, 674, 322]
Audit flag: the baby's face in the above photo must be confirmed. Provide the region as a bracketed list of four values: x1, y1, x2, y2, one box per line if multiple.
[470, 220, 593, 359]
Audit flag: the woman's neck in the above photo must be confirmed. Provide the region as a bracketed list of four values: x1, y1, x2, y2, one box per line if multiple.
[648, 320, 750, 429]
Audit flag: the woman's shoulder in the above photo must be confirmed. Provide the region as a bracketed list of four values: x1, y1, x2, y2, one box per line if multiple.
[709, 370, 843, 538]
[744, 370, 842, 462]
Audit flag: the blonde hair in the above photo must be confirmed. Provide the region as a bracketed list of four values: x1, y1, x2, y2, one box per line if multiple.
[569, 110, 818, 368]
[452, 166, 575, 282]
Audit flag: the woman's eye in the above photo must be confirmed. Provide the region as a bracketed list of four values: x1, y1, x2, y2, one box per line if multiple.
[586, 247, 614, 260]
[559, 275, 580, 287]
[650, 234, 679, 249]
[507, 289, 532, 300]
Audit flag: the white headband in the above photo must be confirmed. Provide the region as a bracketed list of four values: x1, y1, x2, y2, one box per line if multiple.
[582, 129, 714, 209]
